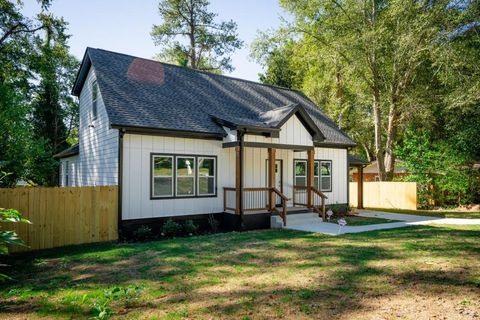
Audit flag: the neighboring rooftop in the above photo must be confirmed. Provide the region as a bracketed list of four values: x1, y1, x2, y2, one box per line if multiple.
[73, 48, 356, 147]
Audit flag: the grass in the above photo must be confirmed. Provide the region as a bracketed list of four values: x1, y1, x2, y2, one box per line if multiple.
[328, 215, 401, 226]
[366, 207, 480, 219]
[1, 225, 480, 319]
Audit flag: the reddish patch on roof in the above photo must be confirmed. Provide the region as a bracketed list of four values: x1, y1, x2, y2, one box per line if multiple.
[127, 58, 165, 85]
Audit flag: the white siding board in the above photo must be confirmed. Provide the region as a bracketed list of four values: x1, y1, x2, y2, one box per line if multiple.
[76, 67, 119, 186]
[122, 134, 234, 220]
[244, 114, 313, 147]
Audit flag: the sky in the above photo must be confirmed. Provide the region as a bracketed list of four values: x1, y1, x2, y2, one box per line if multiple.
[21, 0, 287, 81]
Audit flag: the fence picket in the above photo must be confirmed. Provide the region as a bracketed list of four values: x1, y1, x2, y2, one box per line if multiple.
[0, 186, 118, 252]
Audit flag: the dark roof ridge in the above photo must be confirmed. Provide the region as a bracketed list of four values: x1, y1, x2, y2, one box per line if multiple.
[90, 47, 303, 94]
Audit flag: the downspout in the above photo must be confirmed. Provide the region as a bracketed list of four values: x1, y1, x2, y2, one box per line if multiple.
[117, 128, 125, 240]
[237, 129, 245, 228]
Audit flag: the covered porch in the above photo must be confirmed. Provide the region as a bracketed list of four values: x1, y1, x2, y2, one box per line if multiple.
[222, 142, 328, 227]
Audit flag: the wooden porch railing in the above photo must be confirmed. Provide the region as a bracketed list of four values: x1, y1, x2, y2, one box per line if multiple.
[293, 185, 328, 220]
[223, 187, 288, 226]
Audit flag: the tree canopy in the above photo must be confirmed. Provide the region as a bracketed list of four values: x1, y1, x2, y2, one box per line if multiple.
[0, 0, 78, 186]
[251, 0, 480, 188]
[151, 0, 243, 72]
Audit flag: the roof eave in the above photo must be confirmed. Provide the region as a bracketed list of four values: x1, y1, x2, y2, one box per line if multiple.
[71, 48, 92, 96]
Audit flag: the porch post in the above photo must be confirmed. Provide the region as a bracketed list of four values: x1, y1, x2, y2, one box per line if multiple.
[307, 148, 315, 208]
[235, 145, 241, 214]
[268, 147, 276, 211]
[357, 166, 364, 209]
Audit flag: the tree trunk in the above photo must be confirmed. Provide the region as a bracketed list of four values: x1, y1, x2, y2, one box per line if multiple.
[384, 101, 399, 181]
[372, 82, 386, 180]
[361, 142, 374, 162]
[188, 0, 197, 69]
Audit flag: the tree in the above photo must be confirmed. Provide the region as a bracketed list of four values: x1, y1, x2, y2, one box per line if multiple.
[254, 0, 478, 180]
[151, 0, 243, 72]
[30, 15, 79, 185]
[0, 0, 78, 186]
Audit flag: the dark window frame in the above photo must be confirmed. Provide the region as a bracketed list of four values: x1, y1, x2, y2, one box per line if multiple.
[91, 80, 98, 121]
[293, 159, 333, 192]
[150, 153, 218, 200]
[197, 156, 217, 196]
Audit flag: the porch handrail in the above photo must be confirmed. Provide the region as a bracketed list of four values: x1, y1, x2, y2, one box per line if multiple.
[310, 186, 327, 221]
[292, 185, 328, 220]
[271, 187, 288, 226]
[223, 186, 289, 226]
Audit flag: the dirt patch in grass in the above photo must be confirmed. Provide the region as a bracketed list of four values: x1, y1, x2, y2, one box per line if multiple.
[0, 226, 479, 319]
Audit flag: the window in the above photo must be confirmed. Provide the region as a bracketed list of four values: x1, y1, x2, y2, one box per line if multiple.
[91, 80, 98, 120]
[65, 161, 69, 187]
[152, 156, 173, 197]
[176, 157, 195, 196]
[319, 160, 332, 192]
[294, 159, 332, 192]
[294, 160, 307, 186]
[151, 154, 217, 199]
[198, 157, 216, 195]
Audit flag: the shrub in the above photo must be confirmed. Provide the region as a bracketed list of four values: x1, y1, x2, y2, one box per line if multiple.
[207, 214, 220, 233]
[183, 220, 198, 234]
[133, 225, 152, 241]
[161, 219, 182, 237]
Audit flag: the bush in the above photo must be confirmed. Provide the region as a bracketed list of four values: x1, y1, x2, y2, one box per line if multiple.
[207, 214, 220, 233]
[161, 219, 182, 237]
[132, 225, 152, 241]
[183, 220, 198, 234]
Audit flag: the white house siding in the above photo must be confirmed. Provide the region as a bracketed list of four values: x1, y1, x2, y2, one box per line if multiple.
[244, 114, 313, 146]
[59, 155, 79, 187]
[296, 147, 348, 205]
[77, 68, 119, 186]
[243, 147, 348, 206]
[122, 134, 235, 220]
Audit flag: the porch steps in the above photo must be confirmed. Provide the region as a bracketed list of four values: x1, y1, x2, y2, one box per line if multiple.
[286, 212, 323, 227]
[271, 212, 324, 228]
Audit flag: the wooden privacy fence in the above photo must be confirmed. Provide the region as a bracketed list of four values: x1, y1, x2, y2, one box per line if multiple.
[0, 186, 118, 252]
[349, 182, 417, 210]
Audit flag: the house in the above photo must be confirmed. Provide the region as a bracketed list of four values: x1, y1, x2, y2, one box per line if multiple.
[350, 159, 409, 182]
[55, 48, 357, 232]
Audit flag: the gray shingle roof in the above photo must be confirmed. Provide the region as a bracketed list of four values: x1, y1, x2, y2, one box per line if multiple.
[75, 48, 356, 147]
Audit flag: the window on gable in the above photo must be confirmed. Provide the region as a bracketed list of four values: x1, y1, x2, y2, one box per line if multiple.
[91, 80, 98, 120]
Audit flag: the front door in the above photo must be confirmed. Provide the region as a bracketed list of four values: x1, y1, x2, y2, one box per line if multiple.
[266, 159, 283, 205]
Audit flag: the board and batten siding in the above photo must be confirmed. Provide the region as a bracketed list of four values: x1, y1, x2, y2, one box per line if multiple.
[243, 147, 348, 206]
[122, 134, 235, 220]
[243, 114, 313, 146]
[77, 68, 119, 186]
[122, 132, 348, 219]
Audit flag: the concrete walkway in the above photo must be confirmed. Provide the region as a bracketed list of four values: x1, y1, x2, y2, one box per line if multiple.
[285, 210, 480, 235]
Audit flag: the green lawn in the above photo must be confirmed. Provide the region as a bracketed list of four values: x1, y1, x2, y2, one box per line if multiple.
[366, 207, 480, 219]
[329, 215, 401, 226]
[1, 225, 480, 319]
